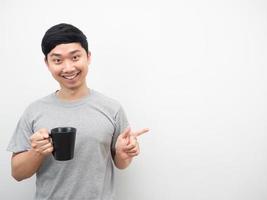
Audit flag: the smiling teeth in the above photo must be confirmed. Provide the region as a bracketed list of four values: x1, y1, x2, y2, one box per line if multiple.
[63, 73, 79, 80]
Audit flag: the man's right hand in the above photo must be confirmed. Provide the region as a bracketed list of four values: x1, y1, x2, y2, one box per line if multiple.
[30, 128, 53, 157]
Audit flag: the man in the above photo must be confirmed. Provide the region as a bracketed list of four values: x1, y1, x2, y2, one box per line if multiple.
[7, 23, 149, 200]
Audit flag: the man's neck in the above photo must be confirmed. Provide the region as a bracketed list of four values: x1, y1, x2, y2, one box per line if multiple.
[57, 85, 89, 101]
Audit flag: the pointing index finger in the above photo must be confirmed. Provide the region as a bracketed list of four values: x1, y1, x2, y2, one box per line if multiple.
[133, 128, 150, 137]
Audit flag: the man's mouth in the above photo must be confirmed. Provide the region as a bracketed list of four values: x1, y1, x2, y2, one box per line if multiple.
[61, 72, 80, 80]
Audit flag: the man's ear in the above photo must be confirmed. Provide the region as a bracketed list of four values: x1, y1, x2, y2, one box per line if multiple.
[87, 51, 92, 64]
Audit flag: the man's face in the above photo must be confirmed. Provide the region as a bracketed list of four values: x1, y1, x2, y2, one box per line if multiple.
[45, 42, 90, 91]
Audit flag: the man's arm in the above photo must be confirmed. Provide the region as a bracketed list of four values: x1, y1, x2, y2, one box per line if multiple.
[114, 127, 149, 169]
[11, 128, 53, 181]
[11, 150, 46, 181]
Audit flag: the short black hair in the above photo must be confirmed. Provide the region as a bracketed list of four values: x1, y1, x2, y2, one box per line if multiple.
[41, 23, 89, 59]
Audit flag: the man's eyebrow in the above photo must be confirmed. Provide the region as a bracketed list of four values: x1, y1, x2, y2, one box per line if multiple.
[69, 50, 82, 54]
[50, 53, 62, 57]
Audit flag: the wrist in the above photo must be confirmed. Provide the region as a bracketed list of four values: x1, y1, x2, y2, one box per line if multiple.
[29, 149, 46, 160]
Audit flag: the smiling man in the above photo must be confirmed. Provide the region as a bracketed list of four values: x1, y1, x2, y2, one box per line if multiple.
[7, 23, 149, 200]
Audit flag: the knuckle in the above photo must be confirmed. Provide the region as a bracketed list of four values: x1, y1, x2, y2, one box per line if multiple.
[39, 146, 44, 151]
[31, 143, 37, 148]
[43, 139, 48, 144]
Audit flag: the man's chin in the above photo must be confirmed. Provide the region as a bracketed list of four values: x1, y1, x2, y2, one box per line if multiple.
[60, 83, 80, 91]
[59, 81, 87, 91]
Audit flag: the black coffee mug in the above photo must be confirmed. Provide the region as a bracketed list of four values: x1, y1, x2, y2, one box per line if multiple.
[50, 127, 76, 161]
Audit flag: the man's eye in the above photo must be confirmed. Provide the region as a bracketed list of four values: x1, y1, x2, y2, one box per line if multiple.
[72, 55, 80, 61]
[53, 59, 61, 64]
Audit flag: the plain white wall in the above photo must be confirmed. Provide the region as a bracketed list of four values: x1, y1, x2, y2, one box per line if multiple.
[1, 0, 267, 199]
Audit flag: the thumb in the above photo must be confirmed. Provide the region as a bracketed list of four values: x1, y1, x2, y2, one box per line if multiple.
[121, 127, 131, 139]
[40, 128, 49, 139]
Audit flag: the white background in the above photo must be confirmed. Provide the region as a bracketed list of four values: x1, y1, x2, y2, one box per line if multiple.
[1, 0, 267, 199]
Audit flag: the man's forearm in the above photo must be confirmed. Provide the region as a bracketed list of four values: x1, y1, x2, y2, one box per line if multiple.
[11, 150, 45, 181]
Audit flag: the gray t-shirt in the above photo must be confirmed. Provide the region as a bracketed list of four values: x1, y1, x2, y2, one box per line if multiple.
[7, 89, 129, 200]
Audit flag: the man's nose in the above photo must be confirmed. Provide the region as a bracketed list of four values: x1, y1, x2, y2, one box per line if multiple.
[62, 60, 75, 73]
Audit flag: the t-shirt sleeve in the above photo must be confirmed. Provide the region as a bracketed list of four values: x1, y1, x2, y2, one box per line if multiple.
[111, 105, 129, 159]
[6, 108, 34, 153]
